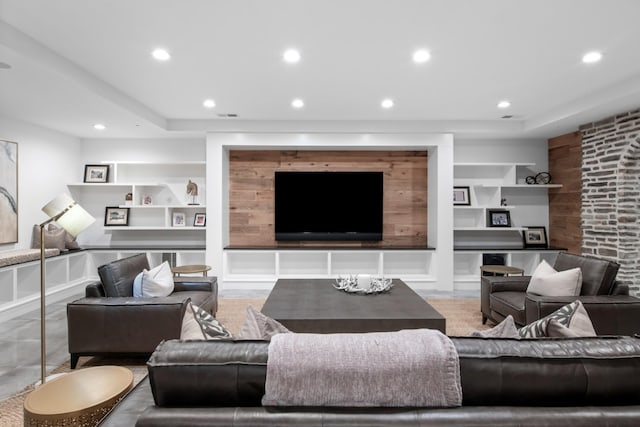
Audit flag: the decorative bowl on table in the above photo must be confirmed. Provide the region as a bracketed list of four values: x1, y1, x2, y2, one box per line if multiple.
[333, 275, 393, 295]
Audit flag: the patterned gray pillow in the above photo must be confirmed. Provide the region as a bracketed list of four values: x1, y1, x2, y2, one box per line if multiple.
[191, 304, 232, 339]
[518, 300, 595, 338]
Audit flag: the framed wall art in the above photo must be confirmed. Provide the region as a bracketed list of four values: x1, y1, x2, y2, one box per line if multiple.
[523, 226, 548, 248]
[104, 207, 129, 226]
[487, 209, 511, 227]
[453, 186, 471, 206]
[172, 212, 186, 227]
[194, 213, 206, 227]
[84, 164, 109, 183]
[0, 140, 18, 244]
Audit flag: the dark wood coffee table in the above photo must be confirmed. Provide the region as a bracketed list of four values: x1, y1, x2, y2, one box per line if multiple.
[261, 278, 445, 334]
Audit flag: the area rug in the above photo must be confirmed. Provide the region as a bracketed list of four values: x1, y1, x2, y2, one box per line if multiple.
[0, 297, 487, 426]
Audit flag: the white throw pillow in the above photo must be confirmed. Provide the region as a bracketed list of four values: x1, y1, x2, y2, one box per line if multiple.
[141, 261, 174, 297]
[527, 259, 582, 297]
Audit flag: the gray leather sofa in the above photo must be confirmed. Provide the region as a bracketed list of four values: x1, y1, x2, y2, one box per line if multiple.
[98, 337, 640, 426]
[67, 253, 217, 368]
[481, 252, 640, 335]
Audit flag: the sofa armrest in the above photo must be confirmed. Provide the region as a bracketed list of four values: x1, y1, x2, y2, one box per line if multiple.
[85, 281, 106, 297]
[525, 294, 640, 335]
[481, 276, 531, 293]
[67, 296, 190, 356]
[173, 276, 217, 293]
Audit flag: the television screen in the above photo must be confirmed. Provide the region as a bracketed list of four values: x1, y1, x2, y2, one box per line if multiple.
[274, 171, 383, 241]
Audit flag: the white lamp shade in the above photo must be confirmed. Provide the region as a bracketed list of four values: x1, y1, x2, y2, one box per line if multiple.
[42, 194, 75, 218]
[42, 194, 95, 237]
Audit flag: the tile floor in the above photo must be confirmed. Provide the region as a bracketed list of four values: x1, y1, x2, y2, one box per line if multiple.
[0, 287, 479, 401]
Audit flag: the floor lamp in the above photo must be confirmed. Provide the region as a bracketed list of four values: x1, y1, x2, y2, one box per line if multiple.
[39, 194, 94, 385]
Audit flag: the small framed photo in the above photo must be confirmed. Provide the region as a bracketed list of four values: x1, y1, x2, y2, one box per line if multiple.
[487, 209, 511, 227]
[104, 207, 129, 226]
[453, 186, 471, 206]
[84, 164, 109, 183]
[194, 213, 206, 227]
[523, 226, 548, 248]
[172, 212, 186, 227]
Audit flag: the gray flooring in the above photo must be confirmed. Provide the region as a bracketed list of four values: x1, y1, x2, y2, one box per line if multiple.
[0, 287, 479, 401]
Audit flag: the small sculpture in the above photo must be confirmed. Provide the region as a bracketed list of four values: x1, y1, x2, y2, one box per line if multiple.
[186, 180, 199, 205]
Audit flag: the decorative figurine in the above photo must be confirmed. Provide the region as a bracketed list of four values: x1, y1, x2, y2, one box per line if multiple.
[186, 179, 199, 205]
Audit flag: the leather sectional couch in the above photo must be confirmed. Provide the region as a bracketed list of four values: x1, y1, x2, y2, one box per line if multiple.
[98, 336, 640, 426]
[67, 254, 218, 368]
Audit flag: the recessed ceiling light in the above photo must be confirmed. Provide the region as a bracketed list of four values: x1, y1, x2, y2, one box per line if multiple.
[291, 98, 304, 109]
[283, 49, 301, 63]
[582, 51, 602, 64]
[381, 98, 394, 109]
[152, 48, 171, 61]
[93, 123, 106, 130]
[413, 49, 431, 63]
[203, 99, 216, 109]
[497, 100, 511, 109]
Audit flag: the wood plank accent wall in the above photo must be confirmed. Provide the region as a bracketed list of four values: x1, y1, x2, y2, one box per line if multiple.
[548, 132, 582, 254]
[228, 150, 428, 247]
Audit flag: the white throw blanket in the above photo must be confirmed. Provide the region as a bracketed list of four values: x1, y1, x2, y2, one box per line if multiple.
[262, 329, 462, 407]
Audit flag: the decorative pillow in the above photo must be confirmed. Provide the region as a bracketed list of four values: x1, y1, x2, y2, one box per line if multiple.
[518, 300, 596, 338]
[239, 305, 291, 340]
[470, 315, 520, 339]
[132, 272, 144, 297]
[31, 224, 67, 251]
[141, 261, 174, 297]
[546, 319, 594, 338]
[181, 302, 232, 340]
[527, 259, 582, 297]
[48, 224, 81, 250]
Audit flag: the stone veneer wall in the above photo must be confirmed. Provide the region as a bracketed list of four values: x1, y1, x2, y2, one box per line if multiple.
[580, 109, 640, 295]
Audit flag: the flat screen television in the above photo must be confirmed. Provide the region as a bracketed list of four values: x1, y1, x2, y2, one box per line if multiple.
[275, 171, 383, 241]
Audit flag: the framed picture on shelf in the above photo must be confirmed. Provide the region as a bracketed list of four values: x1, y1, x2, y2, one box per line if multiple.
[194, 213, 206, 227]
[172, 212, 186, 227]
[523, 226, 548, 248]
[84, 164, 109, 183]
[487, 209, 511, 227]
[453, 186, 471, 205]
[104, 207, 129, 226]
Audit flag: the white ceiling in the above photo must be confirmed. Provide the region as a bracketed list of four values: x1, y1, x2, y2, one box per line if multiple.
[1, 0, 640, 139]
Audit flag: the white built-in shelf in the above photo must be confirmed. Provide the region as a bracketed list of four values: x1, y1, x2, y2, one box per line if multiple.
[454, 227, 526, 231]
[454, 206, 515, 210]
[454, 162, 536, 167]
[117, 204, 207, 209]
[105, 226, 205, 231]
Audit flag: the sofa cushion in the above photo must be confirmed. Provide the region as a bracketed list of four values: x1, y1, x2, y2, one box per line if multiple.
[489, 292, 526, 325]
[98, 253, 150, 297]
[527, 260, 582, 297]
[142, 262, 174, 297]
[553, 252, 619, 296]
[519, 300, 596, 338]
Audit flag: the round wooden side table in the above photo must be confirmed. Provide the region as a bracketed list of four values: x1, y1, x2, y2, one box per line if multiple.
[24, 366, 133, 426]
[172, 264, 212, 277]
[480, 265, 525, 276]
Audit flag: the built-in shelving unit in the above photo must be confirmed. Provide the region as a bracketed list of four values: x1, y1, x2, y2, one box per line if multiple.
[0, 247, 206, 322]
[223, 248, 436, 289]
[453, 162, 564, 288]
[68, 161, 207, 233]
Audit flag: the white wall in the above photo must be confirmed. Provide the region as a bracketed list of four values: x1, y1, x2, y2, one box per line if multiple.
[0, 115, 82, 250]
[80, 138, 205, 164]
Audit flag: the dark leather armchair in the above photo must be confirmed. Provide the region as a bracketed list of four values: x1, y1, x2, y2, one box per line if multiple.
[67, 253, 218, 368]
[481, 252, 640, 335]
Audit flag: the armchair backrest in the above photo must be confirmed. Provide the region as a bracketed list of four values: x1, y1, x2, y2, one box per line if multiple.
[97, 253, 150, 297]
[553, 252, 619, 296]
